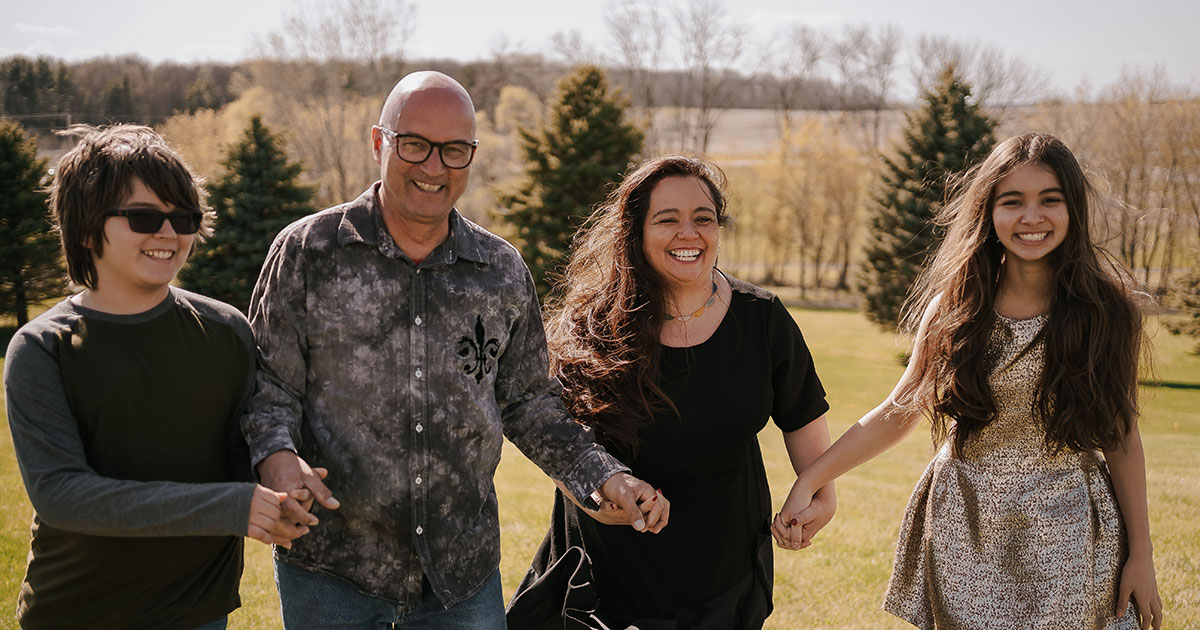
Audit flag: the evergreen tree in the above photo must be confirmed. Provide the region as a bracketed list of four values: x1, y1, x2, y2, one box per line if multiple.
[0, 118, 63, 326]
[859, 66, 996, 329]
[501, 65, 643, 297]
[1, 56, 76, 118]
[180, 116, 315, 312]
[101, 75, 135, 122]
[1168, 259, 1200, 354]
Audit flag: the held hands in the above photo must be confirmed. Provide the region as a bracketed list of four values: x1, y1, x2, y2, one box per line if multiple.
[247, 485, 315, 548]
[771, 478, 836, 551]
[253, 450, 341, 547]
[258, 450, 340, 513]
[594, 472, 669, 533]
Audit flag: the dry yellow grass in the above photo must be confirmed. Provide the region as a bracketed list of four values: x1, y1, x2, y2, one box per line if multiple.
[1, 309, 1197, 629]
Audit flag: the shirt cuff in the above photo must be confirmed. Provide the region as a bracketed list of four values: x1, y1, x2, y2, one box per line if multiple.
[248, 426, 298, 470]
[558, 447, 630, 510]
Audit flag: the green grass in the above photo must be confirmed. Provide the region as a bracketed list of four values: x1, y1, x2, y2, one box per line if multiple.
[1, 310, 1197, 628]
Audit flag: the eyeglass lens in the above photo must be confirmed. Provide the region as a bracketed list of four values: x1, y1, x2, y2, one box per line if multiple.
[393, 135, 475, 169]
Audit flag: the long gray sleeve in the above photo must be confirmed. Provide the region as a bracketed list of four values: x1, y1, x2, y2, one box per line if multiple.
[4, 307, 254, 538]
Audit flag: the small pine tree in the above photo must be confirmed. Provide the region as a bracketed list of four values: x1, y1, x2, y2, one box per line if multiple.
[0, 118, 64, 326]
[102, 75, 135, 122]
[180, 116, 314, 312]
[501, 65, 643, 297]
[1169, 260, 1200, 354]
[860, 66, 996, 329]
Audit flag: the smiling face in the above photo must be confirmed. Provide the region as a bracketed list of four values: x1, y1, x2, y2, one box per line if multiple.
[374, 85, 475, 231]
[991, 163, 1069, 266]
[90, 177, 194, 305]
[641, 176, 720, 292]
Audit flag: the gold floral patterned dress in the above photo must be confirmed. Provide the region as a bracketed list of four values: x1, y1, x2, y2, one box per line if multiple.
[884, 313, 1138, 629]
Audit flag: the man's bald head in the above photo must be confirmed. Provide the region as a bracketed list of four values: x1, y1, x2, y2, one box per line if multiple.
[379, 71, 476, 134]
[372, 70, 477, 241]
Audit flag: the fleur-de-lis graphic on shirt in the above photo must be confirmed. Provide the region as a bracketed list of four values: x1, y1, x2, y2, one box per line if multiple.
[458, 315, 500, 383]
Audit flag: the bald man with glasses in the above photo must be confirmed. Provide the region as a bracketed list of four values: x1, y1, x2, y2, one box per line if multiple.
[242, 71, 667, 629]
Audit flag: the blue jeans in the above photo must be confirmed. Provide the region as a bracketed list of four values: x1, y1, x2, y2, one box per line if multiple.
[274, 559, 506, 629]
[193, 617, 228, 630]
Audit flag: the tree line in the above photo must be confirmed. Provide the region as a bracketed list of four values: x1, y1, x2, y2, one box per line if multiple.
[1, 55, 242, 131]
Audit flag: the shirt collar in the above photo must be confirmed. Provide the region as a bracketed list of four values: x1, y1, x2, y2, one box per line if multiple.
[336, 183, 490, 266]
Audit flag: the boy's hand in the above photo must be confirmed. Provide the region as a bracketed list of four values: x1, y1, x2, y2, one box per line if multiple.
[247, 485, 312, 548]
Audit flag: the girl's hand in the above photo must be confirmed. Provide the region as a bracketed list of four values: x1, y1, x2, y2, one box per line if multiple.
[1117, 552, 1163, 630]
[794, 488, 837, 547]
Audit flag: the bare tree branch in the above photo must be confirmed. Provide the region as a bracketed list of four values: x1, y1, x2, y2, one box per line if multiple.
[672, 0, 746, 152]
[912, 34, 1050, 111]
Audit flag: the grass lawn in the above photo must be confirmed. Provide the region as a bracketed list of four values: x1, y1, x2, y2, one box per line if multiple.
[1, 308, 1197, 629]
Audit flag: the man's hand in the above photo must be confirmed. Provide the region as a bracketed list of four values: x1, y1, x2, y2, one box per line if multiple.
[257, 450, 340, 526]
[597, 472, 668, 533]
[246, 485, 313, 548]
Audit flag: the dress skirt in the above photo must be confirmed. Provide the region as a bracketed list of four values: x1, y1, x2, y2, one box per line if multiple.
[883, 313, 1139, 630]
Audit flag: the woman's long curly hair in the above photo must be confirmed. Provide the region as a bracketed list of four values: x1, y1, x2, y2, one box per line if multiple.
[901, 132, 1144, 456]
[543, 154, 729, 458]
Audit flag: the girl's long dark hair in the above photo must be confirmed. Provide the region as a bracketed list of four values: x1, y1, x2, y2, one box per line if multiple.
[902, 132, 1144, 455]
[544, 154, 728, 458]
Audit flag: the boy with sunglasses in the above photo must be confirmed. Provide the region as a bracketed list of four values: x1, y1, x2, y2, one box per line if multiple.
[4, 124, 314, 629]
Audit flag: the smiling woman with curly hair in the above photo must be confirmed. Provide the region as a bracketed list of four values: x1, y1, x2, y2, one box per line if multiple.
[508, 154, 834, 629]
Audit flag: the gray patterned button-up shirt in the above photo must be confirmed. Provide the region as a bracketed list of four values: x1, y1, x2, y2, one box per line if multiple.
[242, 184, 628, 608]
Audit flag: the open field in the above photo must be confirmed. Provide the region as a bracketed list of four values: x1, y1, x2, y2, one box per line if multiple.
[1, 308, 1197, 629]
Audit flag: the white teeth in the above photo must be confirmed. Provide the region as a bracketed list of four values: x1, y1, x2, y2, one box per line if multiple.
[1015, 232, 1049, 242]
[143, 250, 174, 260]
[670, 249, 700, 262]
[414, 181, 442, 192]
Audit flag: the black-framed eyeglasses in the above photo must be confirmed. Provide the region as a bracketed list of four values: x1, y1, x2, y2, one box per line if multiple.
[106, 208, 203, 234]
[374, 126, 478, 169]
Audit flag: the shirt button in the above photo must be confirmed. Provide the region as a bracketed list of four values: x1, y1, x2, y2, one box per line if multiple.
[415, 476, 422, 485]
[415, 368, 422, 378]
[415, 424, 423, 433]
[414, 316, 422, 325]
[416, 526, 424, 535]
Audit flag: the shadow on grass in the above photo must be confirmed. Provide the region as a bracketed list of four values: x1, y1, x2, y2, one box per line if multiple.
[1139, 379, 1200, 390]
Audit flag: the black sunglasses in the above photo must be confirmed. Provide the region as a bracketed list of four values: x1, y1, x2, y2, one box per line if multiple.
[106, 208, 204, 234]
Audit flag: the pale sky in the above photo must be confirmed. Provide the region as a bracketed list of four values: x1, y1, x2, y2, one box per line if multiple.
[4, 0, 1199, 99]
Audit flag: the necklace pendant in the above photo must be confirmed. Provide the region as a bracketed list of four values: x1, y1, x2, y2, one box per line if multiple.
[663, 278, 718, 322]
